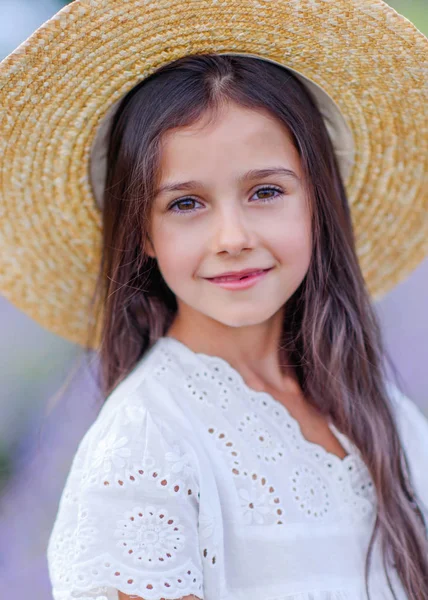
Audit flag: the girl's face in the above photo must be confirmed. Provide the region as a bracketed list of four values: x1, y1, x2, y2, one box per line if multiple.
[146, 101, 312, 332]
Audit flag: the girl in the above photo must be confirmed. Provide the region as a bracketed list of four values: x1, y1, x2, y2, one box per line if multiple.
[0, 1, 427, 599]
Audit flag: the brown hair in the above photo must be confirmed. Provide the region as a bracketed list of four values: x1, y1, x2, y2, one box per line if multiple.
[82, 53, 428, 598]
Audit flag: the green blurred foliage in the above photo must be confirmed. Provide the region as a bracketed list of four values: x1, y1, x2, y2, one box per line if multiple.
[388, 0, 428, 35]
[387, 0, 428, 35]
[0, 446, 13, 494]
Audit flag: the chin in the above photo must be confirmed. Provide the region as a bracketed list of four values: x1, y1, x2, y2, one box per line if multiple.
[206, 309, 279, 329]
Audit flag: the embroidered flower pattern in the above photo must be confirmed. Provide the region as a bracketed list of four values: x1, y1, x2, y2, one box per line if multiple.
[92, 430, 131, 474]
[236, 471, 284, 525]
[165, 443, 196, 479]
[290, 465, 331, 519]
[238, 487, 273, 525]
[114, 506, 185, 565]
[237, 412, 286, 463]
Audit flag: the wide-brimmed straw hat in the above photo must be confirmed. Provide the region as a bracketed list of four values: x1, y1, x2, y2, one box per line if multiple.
[0, 0, 427, 349]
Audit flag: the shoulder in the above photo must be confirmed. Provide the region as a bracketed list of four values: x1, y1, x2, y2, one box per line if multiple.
[47, 340, 205, 598]
[97, 337, 175, 416]
[47, 338, 221, 600]
[385, 379, 428, 440]
[94, 337, 196, 439]
[385, 380, 428, 517]
[66, 339, 203, 494]
[386, 379, 428, 455]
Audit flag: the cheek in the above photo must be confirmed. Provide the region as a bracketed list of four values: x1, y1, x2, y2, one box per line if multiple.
[154, 228, 201, 283]
[270, 215, 312, 268]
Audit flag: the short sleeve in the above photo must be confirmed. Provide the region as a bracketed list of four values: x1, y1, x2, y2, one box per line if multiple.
[387, 381, 428, 529]
[47, 395, 204, 600]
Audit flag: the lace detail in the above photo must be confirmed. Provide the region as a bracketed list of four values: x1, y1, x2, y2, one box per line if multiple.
[50, 552, 203, 600]
[237, 411, 287, 463]
[92, 430, 131, 474]
[48, 337, 421, 600]
[185, 369, 232, 411]
[196, 354, 372, 469]
[205, 421, 285, 525]
[207, 355, 356, 468]
[290, 464, 331, 519]
[47, 400, 206, 600]
[79, 407, 198, 499]
[206, 424, 241, 471]
[114, 505, 185, 565]
[165, 444, 196, 477]
[235, 470, 284, 525]
[160, 338, 378, 524]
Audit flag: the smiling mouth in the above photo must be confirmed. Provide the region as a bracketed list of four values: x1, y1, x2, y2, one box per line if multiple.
[209, 269, 269, 282]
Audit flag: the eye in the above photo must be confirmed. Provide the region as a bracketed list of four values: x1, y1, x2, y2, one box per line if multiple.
[167, 197, 203, 215]
[252, 185, 284, 203]
[167, 185, 285, 216]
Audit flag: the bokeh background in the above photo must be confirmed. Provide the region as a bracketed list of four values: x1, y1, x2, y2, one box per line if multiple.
[0, 1, 427, 598]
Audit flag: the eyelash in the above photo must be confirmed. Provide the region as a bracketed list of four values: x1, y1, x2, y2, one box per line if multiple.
[167, 185, 285, 216]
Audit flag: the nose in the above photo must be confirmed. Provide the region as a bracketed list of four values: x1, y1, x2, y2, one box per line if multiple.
[211, 204, 255, 256]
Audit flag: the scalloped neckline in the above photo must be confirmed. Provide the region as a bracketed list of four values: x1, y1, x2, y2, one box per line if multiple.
[160, 336, 360, 467]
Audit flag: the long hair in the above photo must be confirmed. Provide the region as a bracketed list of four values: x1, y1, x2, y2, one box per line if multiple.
[83, 54, 428, 598]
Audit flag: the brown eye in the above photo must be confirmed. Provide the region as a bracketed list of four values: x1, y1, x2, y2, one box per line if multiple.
[168, 197, 203, 215]
[252, 186, 284, 202]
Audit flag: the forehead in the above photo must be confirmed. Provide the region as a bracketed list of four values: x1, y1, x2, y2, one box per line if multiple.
[157, 102, 301, 180]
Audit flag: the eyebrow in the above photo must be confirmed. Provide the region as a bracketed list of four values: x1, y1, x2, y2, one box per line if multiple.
[155, 167, 300, 196]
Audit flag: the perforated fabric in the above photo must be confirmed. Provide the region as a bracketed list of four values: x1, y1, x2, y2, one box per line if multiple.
[47, 336, 428, 600]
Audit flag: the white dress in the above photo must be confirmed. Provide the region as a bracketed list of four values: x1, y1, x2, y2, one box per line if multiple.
[47, 336, 428, 600]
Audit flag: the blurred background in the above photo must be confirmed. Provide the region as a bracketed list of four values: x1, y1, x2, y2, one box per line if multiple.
[0, 0, 427, 598]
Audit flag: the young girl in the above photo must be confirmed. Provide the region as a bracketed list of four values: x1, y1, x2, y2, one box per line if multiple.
[0, 1, 427, 599]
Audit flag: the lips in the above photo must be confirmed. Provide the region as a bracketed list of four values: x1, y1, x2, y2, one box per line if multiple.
[207, 268, 270, 282]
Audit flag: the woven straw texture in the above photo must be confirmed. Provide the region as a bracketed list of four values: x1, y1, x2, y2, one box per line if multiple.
[0, 0, 427, 349]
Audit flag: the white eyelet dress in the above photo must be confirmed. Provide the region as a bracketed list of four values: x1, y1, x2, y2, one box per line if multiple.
[47, 336, 428, 600]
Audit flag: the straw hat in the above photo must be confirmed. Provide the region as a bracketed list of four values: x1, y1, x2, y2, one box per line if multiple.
[0, 0, 427, 349]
